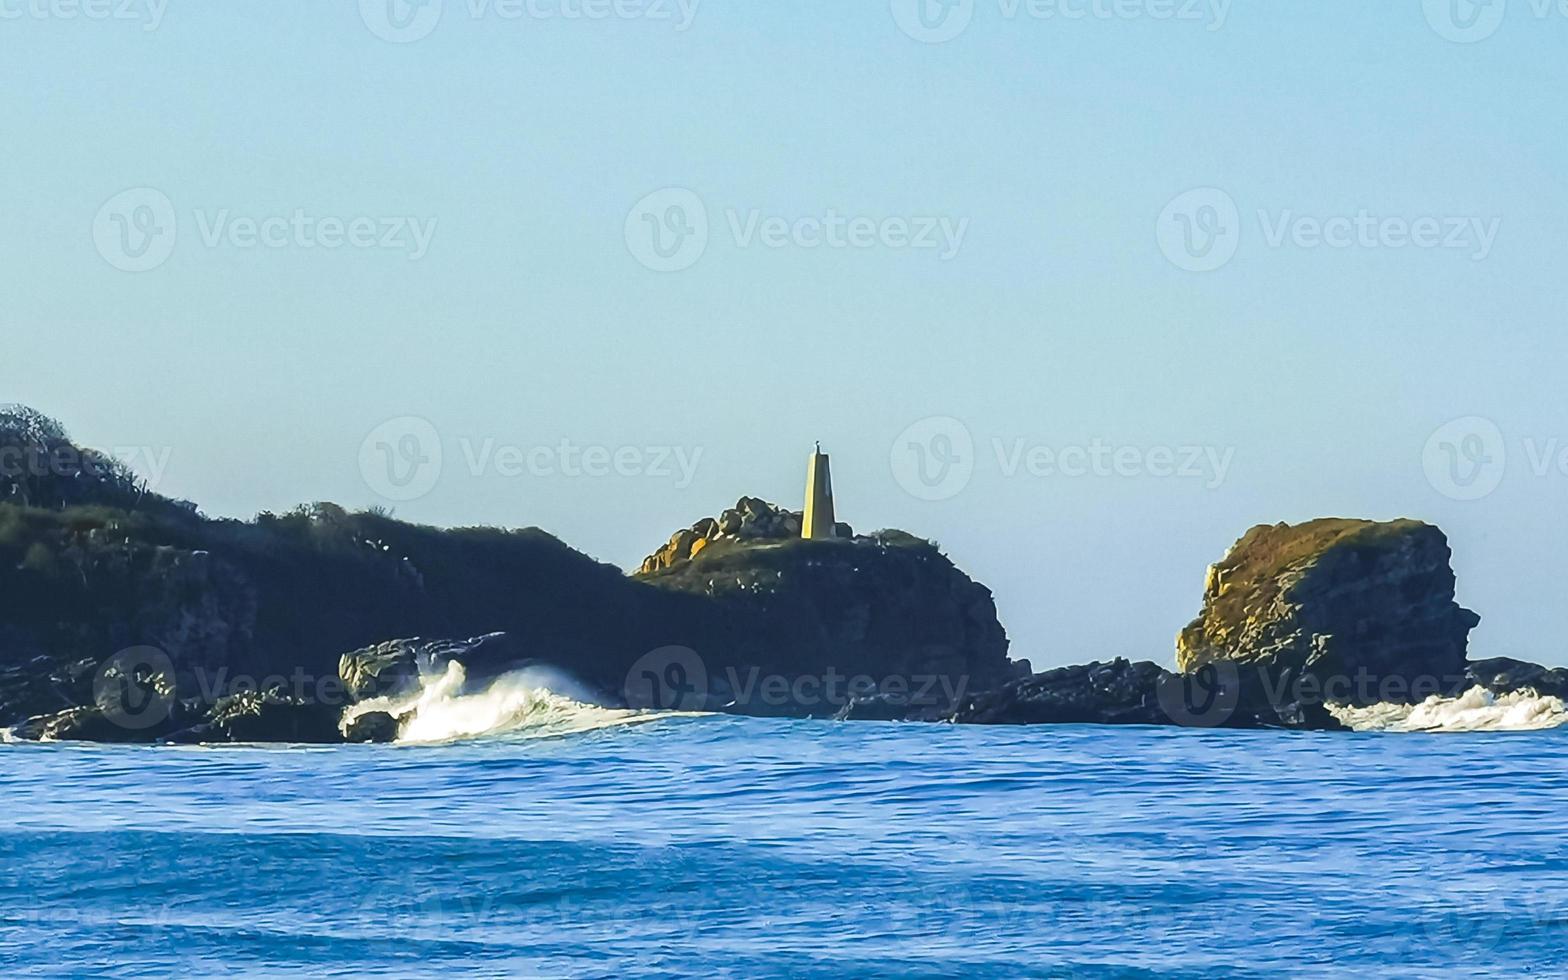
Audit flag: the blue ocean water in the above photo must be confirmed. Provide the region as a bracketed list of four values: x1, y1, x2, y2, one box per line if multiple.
[3, 717, 1567, 978]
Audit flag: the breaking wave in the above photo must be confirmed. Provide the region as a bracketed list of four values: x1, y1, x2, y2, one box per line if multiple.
[1330, 686, 1568, 733]
[342, 661, 694, 745]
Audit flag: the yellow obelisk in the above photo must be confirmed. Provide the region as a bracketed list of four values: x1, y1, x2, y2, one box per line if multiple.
[802, 442, 835, 540]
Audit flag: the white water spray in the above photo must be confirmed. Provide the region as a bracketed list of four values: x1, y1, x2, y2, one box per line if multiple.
[341, 661, 694, 745]
[1330, 686, 1568, 733]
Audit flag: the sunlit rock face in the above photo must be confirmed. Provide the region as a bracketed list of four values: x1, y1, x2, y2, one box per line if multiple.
[1177, 518, 1480, 703]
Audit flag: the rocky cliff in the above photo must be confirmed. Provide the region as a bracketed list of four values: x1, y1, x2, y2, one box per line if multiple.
[0, 411, 1016, 739]
[1176, 519, 1480, 703]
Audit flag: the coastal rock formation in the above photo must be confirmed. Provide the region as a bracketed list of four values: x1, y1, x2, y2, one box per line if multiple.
[342, 710, 400, 743]
[0, 410, 1013, 737]
[338, 633, 531, 702]
[839, 658, 1348, 730]
[638, 496, 851, 575]
[1176, 519, 1480, 702]
[1464, 658, 1568, 701]
[945, 659, 1170, 726]
[639, 520, 1013, 716]
[162, 690, 343, 745]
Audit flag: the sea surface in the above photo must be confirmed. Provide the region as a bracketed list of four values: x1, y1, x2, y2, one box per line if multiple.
[4, 699, 1568, 978]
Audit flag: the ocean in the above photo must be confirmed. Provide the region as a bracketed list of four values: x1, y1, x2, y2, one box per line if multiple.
[4, 686, 1568, 978]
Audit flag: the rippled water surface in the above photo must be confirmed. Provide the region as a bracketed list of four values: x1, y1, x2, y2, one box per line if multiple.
[4, 718, 1567, 977]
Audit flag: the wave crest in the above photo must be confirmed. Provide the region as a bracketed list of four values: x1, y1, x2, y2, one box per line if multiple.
[343, 661, 684, 745]
[1330, 685, 1568, 732]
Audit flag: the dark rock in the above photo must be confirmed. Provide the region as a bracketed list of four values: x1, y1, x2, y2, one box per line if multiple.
[14, 696, 200, 743]
[935, 658, 1348, 731]
[339, 639, 424, 702]
[163, 690, 342, 744]
[1177, 518, 1478, 703]
[14, 705, 148, 743]
[952, 659, 1170, 726]
[338, 632, 528, 703]
[342, 710, 400, 743]
[1464, 657, 1568, 700]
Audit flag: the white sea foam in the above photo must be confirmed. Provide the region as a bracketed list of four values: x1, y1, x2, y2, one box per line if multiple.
[1330, 685, 1568, 733]
[341, 661, 692, 745]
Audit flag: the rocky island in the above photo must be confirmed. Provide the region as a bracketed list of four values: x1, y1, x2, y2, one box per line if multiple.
[0, 406, 1557, 743]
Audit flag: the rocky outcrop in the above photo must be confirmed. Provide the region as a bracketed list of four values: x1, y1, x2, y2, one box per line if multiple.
[838, 657, 1348, 730]
[1176, 519, 1479, 702]
[162, 690, 342, 744]
[641, 522, 1014, 716]
[342, 710, 399, 743]
[945, 659, 1172, 726]
[638, 496, 851, 575]
[1464, 658, 1568, 701]
[338, 633, 531, 702]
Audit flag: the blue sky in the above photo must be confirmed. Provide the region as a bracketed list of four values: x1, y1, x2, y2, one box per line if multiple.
[4, 1, 1566, 667]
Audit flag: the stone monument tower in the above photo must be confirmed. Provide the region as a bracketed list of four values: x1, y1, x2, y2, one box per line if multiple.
[802, 442, 835, 540]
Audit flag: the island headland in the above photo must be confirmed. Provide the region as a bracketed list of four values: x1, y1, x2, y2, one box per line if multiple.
[0, 407, 1555, 743]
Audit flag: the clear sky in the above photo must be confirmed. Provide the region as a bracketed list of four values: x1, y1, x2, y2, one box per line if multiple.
[4, 1, 1566, 668]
